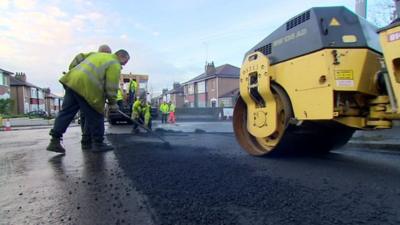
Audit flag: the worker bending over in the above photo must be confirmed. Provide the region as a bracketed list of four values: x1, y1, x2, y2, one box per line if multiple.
[47, 49, 130, 154]
[131, 97, 152, 133]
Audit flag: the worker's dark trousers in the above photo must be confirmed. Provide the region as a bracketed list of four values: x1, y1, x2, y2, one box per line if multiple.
[117, 100, 124, 111]
[50, 87, 104, 143]
[128, 91, 135, 112]
[161, 113, 168, 123]
[80, 112, 91, 143]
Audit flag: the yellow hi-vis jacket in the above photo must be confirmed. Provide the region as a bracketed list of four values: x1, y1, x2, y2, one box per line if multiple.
[68, 52, 93, 70]
[129, 80, 138, 93]
[132, 100, 151, 126]
[169, 103, 176, 112]
[132, 99, 142, 119]
[143, 104, 151, 126]
[60, 52, 121, 114]
[159, 103, 169, 114]
[117, 88, 124, 101]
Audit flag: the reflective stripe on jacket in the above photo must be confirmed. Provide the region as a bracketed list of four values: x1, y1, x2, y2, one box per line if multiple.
[68, 52, 93, 70]
[60, 52, 121, 114]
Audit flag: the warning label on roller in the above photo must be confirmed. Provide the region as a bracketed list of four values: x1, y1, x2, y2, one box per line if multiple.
[335, 70, 354, 87]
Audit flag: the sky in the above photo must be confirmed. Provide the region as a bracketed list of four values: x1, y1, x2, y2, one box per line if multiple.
[0, 0, 394, 96]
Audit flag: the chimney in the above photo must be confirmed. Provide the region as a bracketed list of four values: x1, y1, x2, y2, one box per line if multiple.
[205, 61, 216, 75]
[396, 0, 400, 19]
[43, 88, 51, 94]
[173, 82, 181, 90]
[15, 72, 27, 82]
[355, 0, 367, 18]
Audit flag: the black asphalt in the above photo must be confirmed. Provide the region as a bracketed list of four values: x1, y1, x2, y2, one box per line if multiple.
[109, 132, 400, 225]
[1, 126, 400, 225]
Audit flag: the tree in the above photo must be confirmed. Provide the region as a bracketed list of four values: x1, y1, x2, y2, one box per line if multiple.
[368, 0, 396, 27]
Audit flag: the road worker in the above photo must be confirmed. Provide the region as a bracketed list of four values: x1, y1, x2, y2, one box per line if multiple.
[128, 79, 138, 110]
[46, 49, 130, 154]
[116, 83, 124, 111]
[168, 101, 176, 123]
[76, 45, 113, 150]
[131, 97, 152, 133]
[159, 101, 169, 124]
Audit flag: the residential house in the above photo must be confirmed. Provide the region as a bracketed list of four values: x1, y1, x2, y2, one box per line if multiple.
[166, 82, 184, 108]
[10, 73, 46, 114]
[182, 62, 240, 108]
[43, 88, 63, 116]
[152, 88, 168, 107]
[218, 88, 239, 108]
[0, 68, 12, 100]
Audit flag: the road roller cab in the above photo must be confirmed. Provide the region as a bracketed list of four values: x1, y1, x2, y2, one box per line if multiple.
[234, 6, 400, 156]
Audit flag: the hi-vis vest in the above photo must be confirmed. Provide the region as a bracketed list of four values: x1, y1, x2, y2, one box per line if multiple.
[169, 103, 176, 112]
[132, 100, 151, 126]
[132, 99, 142, 119]
[60, 52, 121, 114]
[68, 52, 93, 70]
[159, 103, 169, 113]
[129, 80, 138, 93]
[117, 89, 124, 101]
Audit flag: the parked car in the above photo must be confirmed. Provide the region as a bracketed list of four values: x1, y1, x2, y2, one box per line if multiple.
[26, 110, 48, 118]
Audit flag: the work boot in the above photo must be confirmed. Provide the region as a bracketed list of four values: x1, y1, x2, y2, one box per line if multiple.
[81, 140, 92, 150]
[81, 136, 92, 150]
[91, 142, 114, 153]
[46, 137, 66, 154]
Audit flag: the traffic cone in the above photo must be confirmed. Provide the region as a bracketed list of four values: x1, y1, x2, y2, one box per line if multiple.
[4, 119, 11, 131]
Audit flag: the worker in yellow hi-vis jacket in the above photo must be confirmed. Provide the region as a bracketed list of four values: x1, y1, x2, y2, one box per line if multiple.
[131, 97, 152, 133]
[47, 49, 130, 154]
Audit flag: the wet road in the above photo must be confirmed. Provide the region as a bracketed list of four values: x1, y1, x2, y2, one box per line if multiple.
[1, 125, 400, 225]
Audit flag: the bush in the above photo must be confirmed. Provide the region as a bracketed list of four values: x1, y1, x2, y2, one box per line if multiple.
[0, 99, 13, 115]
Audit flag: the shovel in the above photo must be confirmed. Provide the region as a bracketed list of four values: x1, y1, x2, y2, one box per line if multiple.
[117, 110, 171, 148]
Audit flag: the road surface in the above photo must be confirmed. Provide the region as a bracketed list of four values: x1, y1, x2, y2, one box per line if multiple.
[1, 124, 400, 225]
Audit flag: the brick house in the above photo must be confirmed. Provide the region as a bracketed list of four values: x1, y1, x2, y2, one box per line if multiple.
[43, 88, 63, 116]
[182, 62, 240, 108]
[0, 68, 12, 100]
[10, 73, 46, 114]
[166, 82, 184, 108]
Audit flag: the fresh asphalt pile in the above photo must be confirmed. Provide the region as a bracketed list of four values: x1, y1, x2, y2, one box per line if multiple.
[108, 132, 400, 225]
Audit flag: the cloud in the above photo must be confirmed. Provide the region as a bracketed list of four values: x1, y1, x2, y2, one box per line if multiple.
[0, 0, 9, 9]
[132, 21, 160, 38]
[120, 34, 128, 40]
[0, 3, 109, 94]
[14, 0, 36, 10]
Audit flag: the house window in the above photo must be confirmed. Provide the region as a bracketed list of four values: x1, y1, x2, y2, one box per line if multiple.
[31, 88, 37, 98]
[188, 84, 194, 94]
[0, 72, 4, 86]
[197, 81, 205, 93]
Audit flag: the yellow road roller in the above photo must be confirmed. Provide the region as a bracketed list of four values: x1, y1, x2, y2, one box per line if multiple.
[233, 6, 400, 156]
